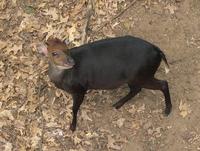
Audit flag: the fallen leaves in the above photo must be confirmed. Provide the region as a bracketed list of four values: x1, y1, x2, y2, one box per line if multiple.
[0, 40, 7, 50]
[85, 131, 98, 139]
[137, 104, 146, 113]
[68, 24, 81, 45]
[148, 127, 162, 138]
[179, 100, 191, 118]
[128, 104, 136, 114]
[44, 8, 59, 21]
[42, 108, 57, 122]
[0, 137, 13, 151]
[107, 135, 122, 150]
[113, 118, 125, 128]
[19, 14, 41, 32]
[0, 110, 14, 121]
[73, 135, 82, 145]
[165, 4, 177, 14]
[8, 44, 23, 55]
[0, 0, 7, 10]
[81, 110, 92, 122]
[0, 110, 14, 129]
[102, 27, 116, 37]
[11, 0, 17, 6]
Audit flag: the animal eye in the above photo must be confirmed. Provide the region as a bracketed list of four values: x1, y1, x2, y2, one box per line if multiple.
[52, 52, 58, 56]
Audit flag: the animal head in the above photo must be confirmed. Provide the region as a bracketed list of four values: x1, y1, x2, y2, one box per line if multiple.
[37, 38, 75, 69]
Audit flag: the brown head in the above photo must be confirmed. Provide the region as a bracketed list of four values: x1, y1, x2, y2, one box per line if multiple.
[37, 38, 75, 69]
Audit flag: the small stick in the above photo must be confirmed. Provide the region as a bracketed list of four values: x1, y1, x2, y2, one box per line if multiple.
[96, 0, 137, 32]
[81, 0, 94, 44]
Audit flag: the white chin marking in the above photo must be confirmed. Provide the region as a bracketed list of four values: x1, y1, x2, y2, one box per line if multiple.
[57, 65, 73, 70]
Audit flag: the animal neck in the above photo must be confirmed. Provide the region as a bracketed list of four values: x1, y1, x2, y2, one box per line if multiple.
[48, 62, 65, 83]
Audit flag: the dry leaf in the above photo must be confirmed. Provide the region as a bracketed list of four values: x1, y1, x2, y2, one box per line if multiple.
[0, 101, 2, 108]
[69, 149, 78, 151]
[59, 15, 69, 24]
[42, 23, 66, 40]
[55, 90, 62, 97]
[0, 60, 4, 69]
[44, 8, 59, 21]
[147, 128, 154, 135]
[19, 14, 40, 32]
[4, 142, 13, 151]
[81, 110, 92, 121]
[128, 105, 136, 114]
[0, 12, 10, 20]
[165, 4, 177, 14]
[0, 137, 13, 151]
[15, 120, 25, 129]
[46, 121, 59, 128]
[52, 129, 63, 136]
[0, 121, 8, 128]
[132, 121, 140, 129]
[115, 118, 125, 128]
[42, 109, 56, 122]
[7, 44, 22, 55]
[68, 25, 78, 42]
[0, 110, 14, 120]
[85, 131, 99, 139]
[154, 127, 162, 138]
[137, 104, 145, 113]
[103, 27, 116, 37]
[42, 24, 56, 40]
[117, 0, 126, 3]
[73, 136, 82, 145]
[31, 136, 41, 148]
[38, 2, 46, 8]
[0, 0, 7, 10]
[179, 100, 191, 118]
[12, 0, 16, 6]
[0, 40, 7, 49]
[70, 1, 85, 17]
[107, 135, 122, 150]
[30, 121, 42, 148]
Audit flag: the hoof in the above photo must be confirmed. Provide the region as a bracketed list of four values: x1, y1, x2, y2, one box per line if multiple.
[164, 106, 172, 116]
[70, 124, 76, 132]
[112, 103, 121, 109]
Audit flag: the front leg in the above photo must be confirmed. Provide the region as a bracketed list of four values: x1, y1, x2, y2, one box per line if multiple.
[70, 91, 85, 131]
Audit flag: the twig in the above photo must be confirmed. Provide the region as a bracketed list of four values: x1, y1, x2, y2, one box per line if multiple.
[38, 109, 45, 151]
[81, 0, 94, 44]
[36, 76, 45, 151]
[96, 0, 137, 32]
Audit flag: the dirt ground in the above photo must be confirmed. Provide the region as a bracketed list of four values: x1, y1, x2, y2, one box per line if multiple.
[0, 0, 200, 151]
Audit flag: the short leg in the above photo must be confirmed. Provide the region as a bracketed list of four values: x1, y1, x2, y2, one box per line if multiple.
[141, 78, 172, 115]
[70, 92, 85, 132]
[113, 85, 141, 109]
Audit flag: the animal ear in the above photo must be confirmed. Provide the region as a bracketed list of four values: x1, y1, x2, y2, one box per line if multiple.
[36, 43, 48, 56]
[63, 38, 70, 45]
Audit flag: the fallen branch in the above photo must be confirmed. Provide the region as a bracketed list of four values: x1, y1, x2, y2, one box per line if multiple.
[81, 0, 94, 44]
[96, 0, 137, 32]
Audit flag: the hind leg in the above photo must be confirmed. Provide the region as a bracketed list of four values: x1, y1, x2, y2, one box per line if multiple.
[113, 84, 141, 109]
[141, 78, 172, 115]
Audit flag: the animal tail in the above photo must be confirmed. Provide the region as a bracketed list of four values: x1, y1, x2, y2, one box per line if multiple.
[155, 46, 170, 74]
